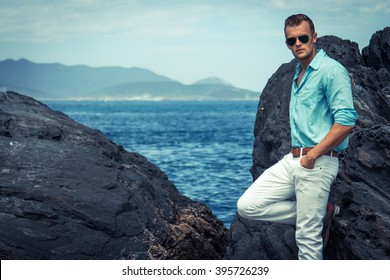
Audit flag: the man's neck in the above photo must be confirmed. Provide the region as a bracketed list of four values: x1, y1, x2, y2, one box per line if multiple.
[300, 48, 317, 72]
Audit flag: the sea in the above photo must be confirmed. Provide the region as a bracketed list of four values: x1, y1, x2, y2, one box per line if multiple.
[45, 100, 259, 228]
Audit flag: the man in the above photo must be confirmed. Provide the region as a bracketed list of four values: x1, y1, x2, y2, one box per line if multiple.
[237, 14, 358, 260]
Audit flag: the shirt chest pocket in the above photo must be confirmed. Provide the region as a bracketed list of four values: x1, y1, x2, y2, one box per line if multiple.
[297, 85, 325, 109]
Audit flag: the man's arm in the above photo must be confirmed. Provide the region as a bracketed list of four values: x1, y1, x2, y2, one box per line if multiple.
[300, 123, 354, 169]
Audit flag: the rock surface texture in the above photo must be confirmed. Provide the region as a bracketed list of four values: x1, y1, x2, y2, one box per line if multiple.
[0, 92, 228, 259]
[227, 29, 390, 259]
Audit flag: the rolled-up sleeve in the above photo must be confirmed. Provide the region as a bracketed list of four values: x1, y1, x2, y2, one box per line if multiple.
[324, 65, 358, 126]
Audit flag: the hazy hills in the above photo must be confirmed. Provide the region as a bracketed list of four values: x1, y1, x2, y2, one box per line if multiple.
[0, 59, 259, 100]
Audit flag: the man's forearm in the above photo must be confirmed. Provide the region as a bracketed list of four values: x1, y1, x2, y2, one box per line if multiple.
[301, 124, 354, 168]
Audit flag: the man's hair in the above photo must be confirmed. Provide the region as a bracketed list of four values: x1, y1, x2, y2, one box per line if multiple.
[284, 14, 315, 34]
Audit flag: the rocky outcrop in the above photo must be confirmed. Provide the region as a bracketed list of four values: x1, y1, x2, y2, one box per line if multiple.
[363, 27, 390, 72]
[0, 91, 228, 259]
[227, 28, 390, 259]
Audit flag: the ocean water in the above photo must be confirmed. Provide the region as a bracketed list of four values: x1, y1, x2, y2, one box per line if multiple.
[46, 100, 258, 228]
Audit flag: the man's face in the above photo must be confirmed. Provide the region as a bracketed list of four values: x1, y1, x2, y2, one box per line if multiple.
[285, 21, 317, 62]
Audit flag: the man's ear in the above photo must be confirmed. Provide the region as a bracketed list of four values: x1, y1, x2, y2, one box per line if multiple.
[312, 32, 318, 43]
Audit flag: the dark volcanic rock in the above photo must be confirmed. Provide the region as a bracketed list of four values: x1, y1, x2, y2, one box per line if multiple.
[0, 91, 228, 259]
[227, 29, 390, 260]
[363, 27, 390, 72]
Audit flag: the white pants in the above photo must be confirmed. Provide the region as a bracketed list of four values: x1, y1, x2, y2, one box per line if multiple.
[237, 153, 339, 260]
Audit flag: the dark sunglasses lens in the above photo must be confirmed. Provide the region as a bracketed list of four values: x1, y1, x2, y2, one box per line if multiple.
[299, 35, 309, 43]
[286, 38, 296, 46]
[286, 35, 309, 46]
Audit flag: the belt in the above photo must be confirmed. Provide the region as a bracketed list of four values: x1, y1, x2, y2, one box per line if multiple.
[291, 147, 339, 158]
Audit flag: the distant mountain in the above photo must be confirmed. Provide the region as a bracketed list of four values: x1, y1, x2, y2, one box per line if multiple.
[0, 59, 173, 99]
[92, 81, 259, 101]
[0, 59, 260, 100]
[192, 76, 234, 87]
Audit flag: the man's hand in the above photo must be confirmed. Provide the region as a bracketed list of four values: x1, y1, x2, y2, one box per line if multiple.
[299, 123, 354, 170]
[300, 155, 316, 169]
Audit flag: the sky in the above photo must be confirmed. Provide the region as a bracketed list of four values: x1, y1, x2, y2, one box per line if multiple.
[0, 0, 388, 92]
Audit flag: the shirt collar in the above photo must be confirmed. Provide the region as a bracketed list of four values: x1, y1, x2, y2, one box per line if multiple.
[294, 49, 326, 75]
[309, 49, 326, 70]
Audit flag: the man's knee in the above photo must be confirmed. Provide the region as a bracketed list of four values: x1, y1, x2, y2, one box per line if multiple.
[237, 196, 263, 220]
[237, 197, 250, 218]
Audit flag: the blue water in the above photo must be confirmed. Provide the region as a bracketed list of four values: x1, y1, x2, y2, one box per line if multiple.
[46, 100, 258, 228]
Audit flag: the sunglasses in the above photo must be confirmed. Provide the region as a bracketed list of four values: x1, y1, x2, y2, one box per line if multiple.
[286, 35, 309, 46]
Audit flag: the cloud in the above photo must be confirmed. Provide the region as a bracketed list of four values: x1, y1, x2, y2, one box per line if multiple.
[268, 0, 389, 15]
[359, 1, 390, 14]
[0, 1, 134, 42]
[0, 1, 223, 44]
[0, 2, 231, 44]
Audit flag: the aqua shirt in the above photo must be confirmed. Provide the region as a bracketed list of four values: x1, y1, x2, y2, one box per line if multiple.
[290, 49, 358, 152]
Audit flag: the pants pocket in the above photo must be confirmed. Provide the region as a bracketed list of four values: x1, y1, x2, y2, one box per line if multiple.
[295, 156, 339, 187]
